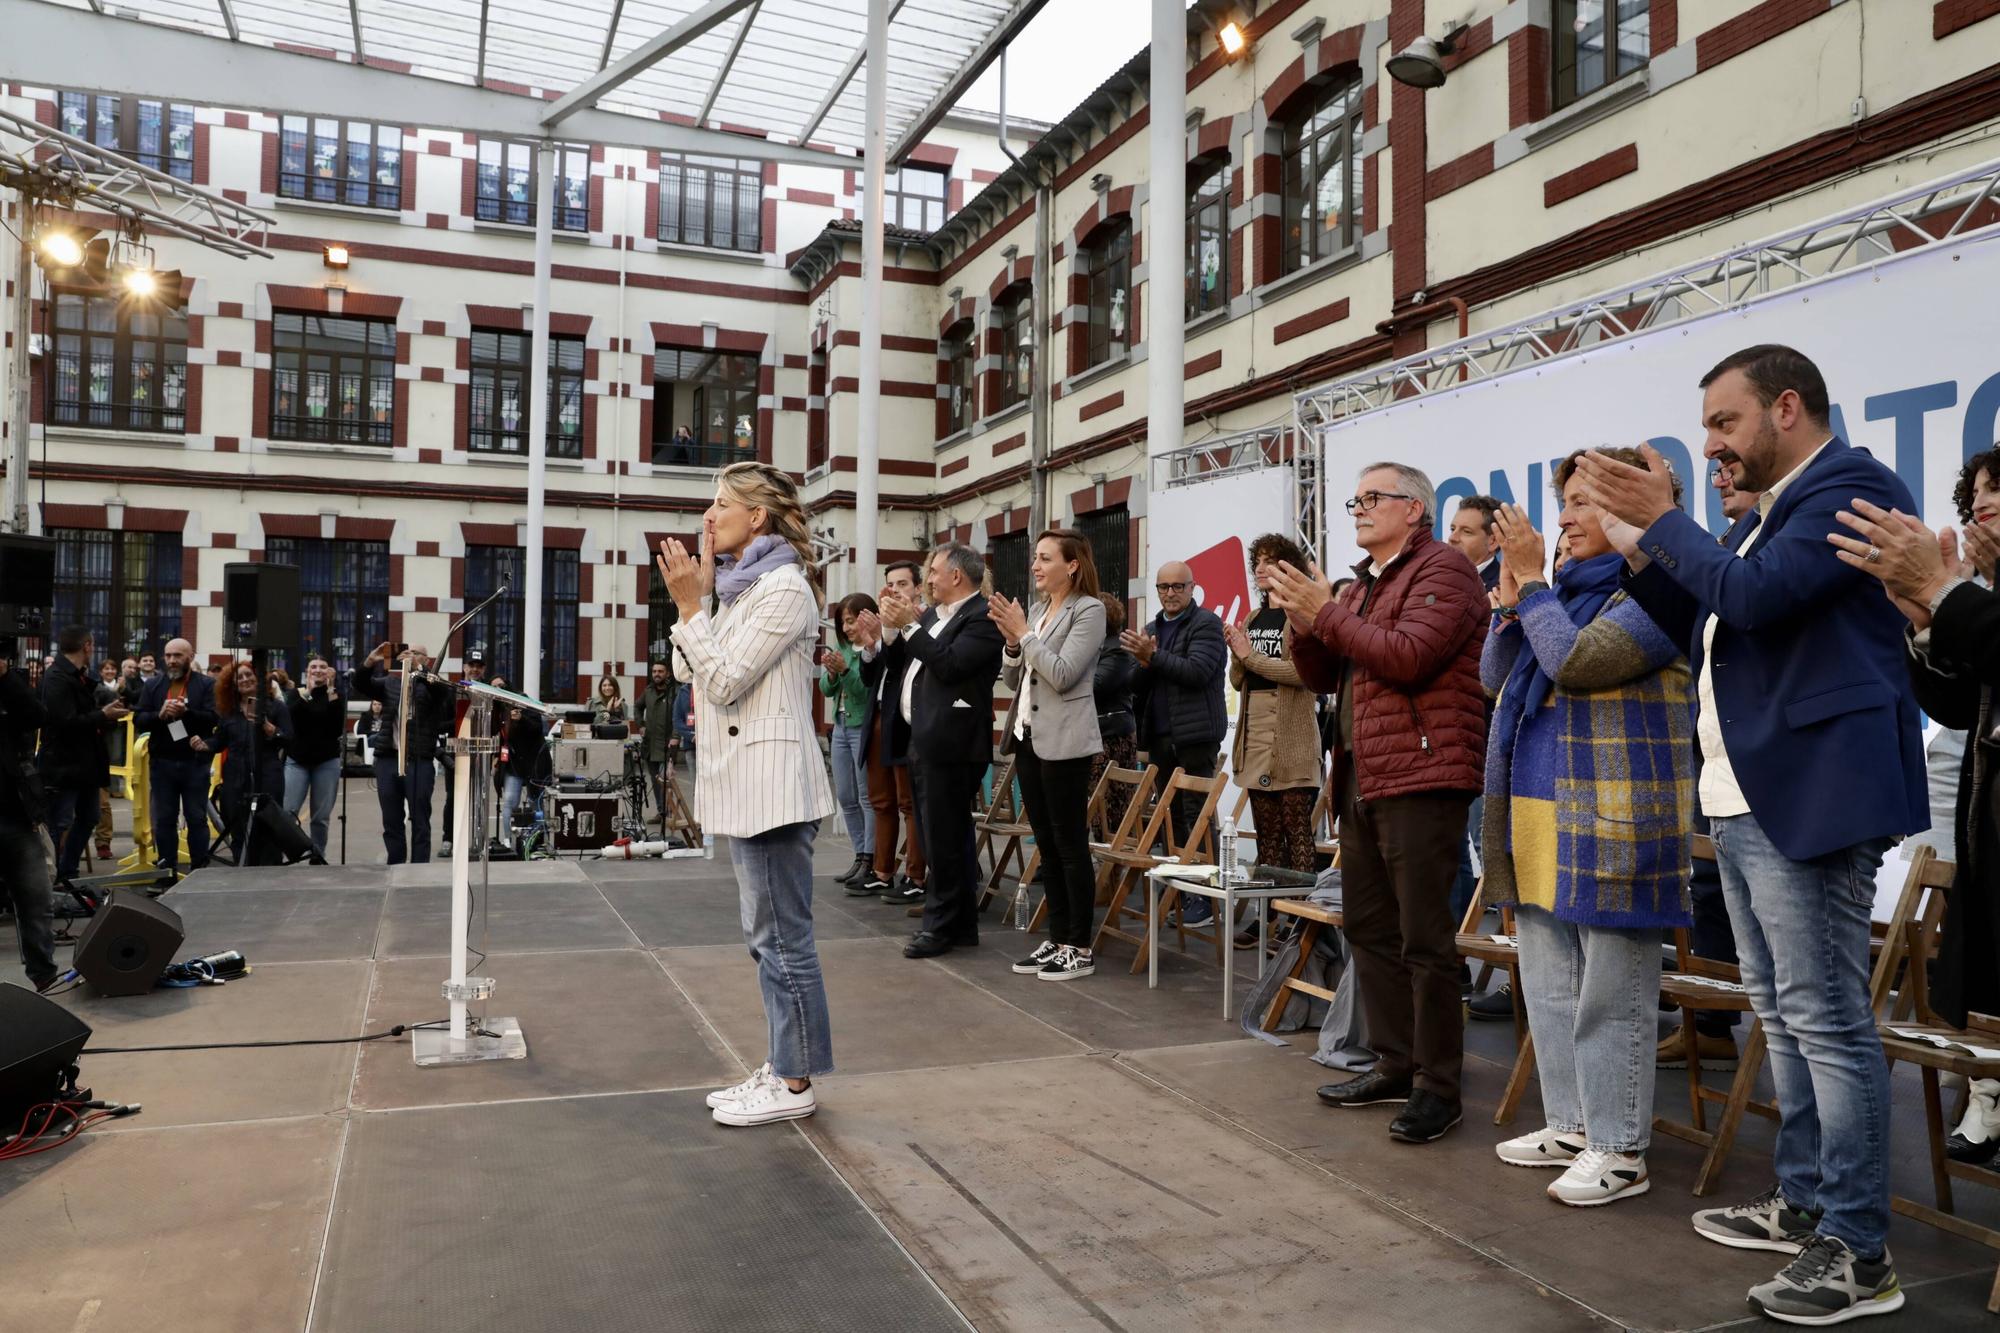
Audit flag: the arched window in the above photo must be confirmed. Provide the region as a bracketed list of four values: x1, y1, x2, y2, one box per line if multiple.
[1081, 217, 1132, 369]
[1186, 155, 1229, 320]
[942, 319, 976, 435]
[993, 283, 1032, 414]
[1280, 74, 1364, 274]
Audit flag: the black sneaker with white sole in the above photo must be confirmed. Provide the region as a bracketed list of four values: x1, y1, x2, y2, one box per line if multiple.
[1012, 941, 1058, 975]
[848, 875, 888, 897]
[1692, 1184, 1821, 1253]
[1037, 945, 1094, 981]
[1746, 1234, 1904, 1325]
[881, 876, 925, 906]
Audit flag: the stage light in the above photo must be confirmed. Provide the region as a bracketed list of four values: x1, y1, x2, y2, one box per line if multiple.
[324, 243, 350, 269]
[1218, 22, 1247, 57]
[35, 228, 84, 268]
[123, 267, 159, 298]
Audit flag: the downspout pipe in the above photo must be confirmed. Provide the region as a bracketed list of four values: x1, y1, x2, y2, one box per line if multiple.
[997, 48, 1051, 538]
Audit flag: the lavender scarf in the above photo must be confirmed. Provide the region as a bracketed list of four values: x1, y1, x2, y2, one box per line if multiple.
[713, 534, 800, 606]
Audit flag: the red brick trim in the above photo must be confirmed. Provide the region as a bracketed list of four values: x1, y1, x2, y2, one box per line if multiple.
[1696, 0, 1831, 72]
[1272, 297, 1351, 345]
[940, 455, 970, 477]
[826, 377, 934, 398]
[1427, 144, 1495, 199]
[1506, 22, 1551, 130]
[1936, 0, 2000, 37]
[1652, 0, 1679, 54]
[1544, 144, 1640, 208]
[1185, 349, 1223, 379]
[992, 432, 1028, 456]
[1078, 391, 1124, 422]
[823, 456, 936, 477]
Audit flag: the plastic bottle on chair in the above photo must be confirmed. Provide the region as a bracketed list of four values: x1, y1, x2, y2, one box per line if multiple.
[1218, 817, 1237, 887]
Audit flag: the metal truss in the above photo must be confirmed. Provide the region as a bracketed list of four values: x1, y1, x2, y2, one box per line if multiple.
[0, 107, 273, 258]
[1153, 422, 1327, 566]
[1294, 152, 2000, 435]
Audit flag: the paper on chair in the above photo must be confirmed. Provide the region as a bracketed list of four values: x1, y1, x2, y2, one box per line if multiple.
[1884, 1026, 2000, 1062]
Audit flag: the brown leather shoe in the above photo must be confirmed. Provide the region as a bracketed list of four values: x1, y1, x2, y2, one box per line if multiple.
[1656, 1031, 1739, 1070]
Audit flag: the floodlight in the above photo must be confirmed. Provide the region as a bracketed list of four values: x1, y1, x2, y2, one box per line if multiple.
[324, 243, 351, 269]
[122, 268, 159, 298]
[1388, 23, 1472, 89]
[35, 229, 85, 268]
[1218, 22, 1247, 57]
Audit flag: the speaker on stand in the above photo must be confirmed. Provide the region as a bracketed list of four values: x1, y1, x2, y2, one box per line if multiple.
[222, 562, 300, 865]
[71, 891, 185, 997]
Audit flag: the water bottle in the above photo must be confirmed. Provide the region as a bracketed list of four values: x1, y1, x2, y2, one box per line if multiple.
[1218, 817, 1237, 887]
[701, 832, 715, 860]
[1012, 879, 1030, 931]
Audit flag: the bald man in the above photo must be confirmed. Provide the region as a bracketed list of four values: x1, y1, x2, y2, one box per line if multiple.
[135, 636, 221, 877]
[1122, 560, 1228, 897]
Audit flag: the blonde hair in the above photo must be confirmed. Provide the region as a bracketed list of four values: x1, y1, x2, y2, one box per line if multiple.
[716, 461, 823, 605]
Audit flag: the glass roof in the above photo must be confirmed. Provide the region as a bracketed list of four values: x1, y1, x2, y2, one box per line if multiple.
[27, 0, 1033, 154]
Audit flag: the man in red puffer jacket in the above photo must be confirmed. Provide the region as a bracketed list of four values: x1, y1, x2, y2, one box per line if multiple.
[1271, 461, 1487, 1145]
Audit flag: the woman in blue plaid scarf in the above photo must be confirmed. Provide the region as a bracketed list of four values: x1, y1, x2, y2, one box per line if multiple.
[1480, 447, 1695, 1208]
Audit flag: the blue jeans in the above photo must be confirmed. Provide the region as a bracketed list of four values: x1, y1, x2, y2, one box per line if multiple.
[500, 774, 526, 839]
[1516, 906, 1659, 1152]
[828, 722, 873, 857]
[47, 783, 101, 880]
[730, 820, 834, 1080]
[284, 757, 341, 861]
[371, 751, 435, 865]
[1711, 811, 1892, 1256]
[150, 754, 212, 874]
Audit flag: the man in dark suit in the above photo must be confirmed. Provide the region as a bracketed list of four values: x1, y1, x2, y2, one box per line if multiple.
[1446, 495, 1503, 595]
[37, 627, 130, 886]
[854, 560, 927, 902]
[1578, 345, 1926, 1325]
[134, 636, 220, 878]
[889, 544, 1003, 958]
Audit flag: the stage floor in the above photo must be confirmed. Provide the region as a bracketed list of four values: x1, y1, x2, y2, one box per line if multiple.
[5, 836, 2000, 1331]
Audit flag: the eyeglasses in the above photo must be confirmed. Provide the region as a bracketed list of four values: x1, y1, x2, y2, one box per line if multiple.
[1155, 581, 1189, 593]
[1345, 491, 1414, 515]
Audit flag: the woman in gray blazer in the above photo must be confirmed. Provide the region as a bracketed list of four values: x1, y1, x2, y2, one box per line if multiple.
[991, 530, 1108, 982]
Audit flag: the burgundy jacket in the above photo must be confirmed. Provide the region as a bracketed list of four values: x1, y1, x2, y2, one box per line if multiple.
[1292, 526, 1487, 800]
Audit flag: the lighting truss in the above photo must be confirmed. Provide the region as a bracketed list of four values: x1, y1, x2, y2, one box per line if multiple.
[0, 106, 273, 258]
[1152, 421, 1325, 567]
[1293, 152, 2000, 435]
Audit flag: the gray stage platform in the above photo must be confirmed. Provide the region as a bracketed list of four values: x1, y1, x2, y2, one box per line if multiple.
[5, 836, 2000, 1331]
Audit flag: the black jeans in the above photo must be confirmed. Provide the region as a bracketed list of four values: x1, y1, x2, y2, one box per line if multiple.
[0, 812, 58, 987]
[1144, 733, 1219, 852]
[48, 782, 101, 881]
[372, 751, 436, 865]
[912, 757, 986, 942]
[1013, 735, 1097, 949]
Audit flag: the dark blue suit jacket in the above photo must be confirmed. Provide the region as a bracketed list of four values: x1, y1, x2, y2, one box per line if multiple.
[135, 669, 220, 764]
[1622, 438, 1927, 861]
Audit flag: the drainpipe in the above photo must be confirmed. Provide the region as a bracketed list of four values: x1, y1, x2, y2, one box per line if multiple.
[1375, 296, 1471, 378]
[997, 48, 1051, 537]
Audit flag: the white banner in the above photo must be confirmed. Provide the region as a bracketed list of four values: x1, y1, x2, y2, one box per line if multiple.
[1318, 230, 2000, 569]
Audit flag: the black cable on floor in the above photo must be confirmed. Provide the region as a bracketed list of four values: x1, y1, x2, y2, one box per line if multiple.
[82, 1018, 456, 1055]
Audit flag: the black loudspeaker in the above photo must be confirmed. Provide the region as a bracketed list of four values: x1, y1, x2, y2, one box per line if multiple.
[245, 799, 316, 865]
[223, 561, 301, 650]
[0, 532, 56, 637]
[71, 891, 185, 997]
[0, 983, 92, 1119]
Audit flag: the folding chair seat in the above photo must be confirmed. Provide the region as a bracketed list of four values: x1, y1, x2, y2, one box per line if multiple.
[1090, 768, 1228, 973]
[1024, 763, 1158, 931]
[1258, 872, 1343, 1033]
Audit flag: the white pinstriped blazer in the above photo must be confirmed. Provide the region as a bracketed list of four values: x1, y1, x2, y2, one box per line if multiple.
[669, 563, 837, 839]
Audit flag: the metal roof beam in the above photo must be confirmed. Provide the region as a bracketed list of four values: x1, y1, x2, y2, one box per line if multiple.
[698, 1, 760, 127]
[216, 0, 240, 41]
[0, 3, 849, 167]
[796, 0, 914, 148]
[475, 0, 490, 85]
[598, 0, 626, 70]
[542, 0, 757, 128]
[887, 0, 1053, 165]
[347, 0, 365, 61]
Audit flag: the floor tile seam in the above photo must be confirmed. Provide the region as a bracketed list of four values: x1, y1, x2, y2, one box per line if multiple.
[376, 942, 653, 961]
[350, 1080, 766, 1115]
[1103, 1051, 1628, 1329]
[86, 1107, 352, 1138]
[642, 944, 755, 1080]
[905, 952, 1098, 1055]
[578, 872, 652, 950]
[343, 955, 376, 1112]
[300, 1114, 352, 1333]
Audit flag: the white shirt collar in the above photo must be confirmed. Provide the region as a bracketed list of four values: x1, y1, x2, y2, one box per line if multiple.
[1756, 437, 1834, 518]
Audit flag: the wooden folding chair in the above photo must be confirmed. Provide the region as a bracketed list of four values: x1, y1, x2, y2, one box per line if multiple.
[1865, 848, 2000, 1311]
[973, 756, 1032, 911]
[1258, 842, 1345, 1033]
[1454, 879, 1538, 1125]
[1024, 763, 1159, 932]
[658, 760, 702, 847]
[1090, 769, 1228, 973]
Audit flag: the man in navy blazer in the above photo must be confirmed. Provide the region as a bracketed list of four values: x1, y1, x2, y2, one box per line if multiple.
[134, 636, 221, 878]
[1578, 345, 1924, 1324]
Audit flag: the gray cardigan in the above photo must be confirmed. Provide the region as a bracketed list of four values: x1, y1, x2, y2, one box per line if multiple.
[998, 594, 1108, 761]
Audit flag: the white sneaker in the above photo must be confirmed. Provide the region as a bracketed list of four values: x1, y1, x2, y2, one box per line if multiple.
[705, 1063, 774, 1110]
[712, 1075, 817, 1127]
[1548, 1148, 1650, 1207]
[1495, 1126, 1587, 1168]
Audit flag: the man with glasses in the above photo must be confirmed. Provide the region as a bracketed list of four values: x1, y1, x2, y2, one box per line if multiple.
[1122, 561, 1228, 920]
[1270, 462, 1488, 1145]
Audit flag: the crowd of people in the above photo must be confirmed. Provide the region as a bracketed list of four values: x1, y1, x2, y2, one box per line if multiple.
[671, 347, 2000, 1327]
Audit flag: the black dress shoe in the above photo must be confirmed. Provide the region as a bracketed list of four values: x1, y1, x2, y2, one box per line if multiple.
[1468, 984, 1514, 1021]
[1388, 1089, 1464, 1143]
[1315, 1070, 1412, 1108]
[904, 931, 954, 959]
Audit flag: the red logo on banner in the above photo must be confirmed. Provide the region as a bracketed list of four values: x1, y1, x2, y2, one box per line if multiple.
[1184, 537, 1252, 627]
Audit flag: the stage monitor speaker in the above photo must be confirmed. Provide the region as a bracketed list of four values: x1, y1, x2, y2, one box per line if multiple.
[71, 891, 185, 997]
[0, 983, 92, 1118]
[0, 532, 56, 637]
[223, 561, 301, 650]
[245, 799, 316, 865]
